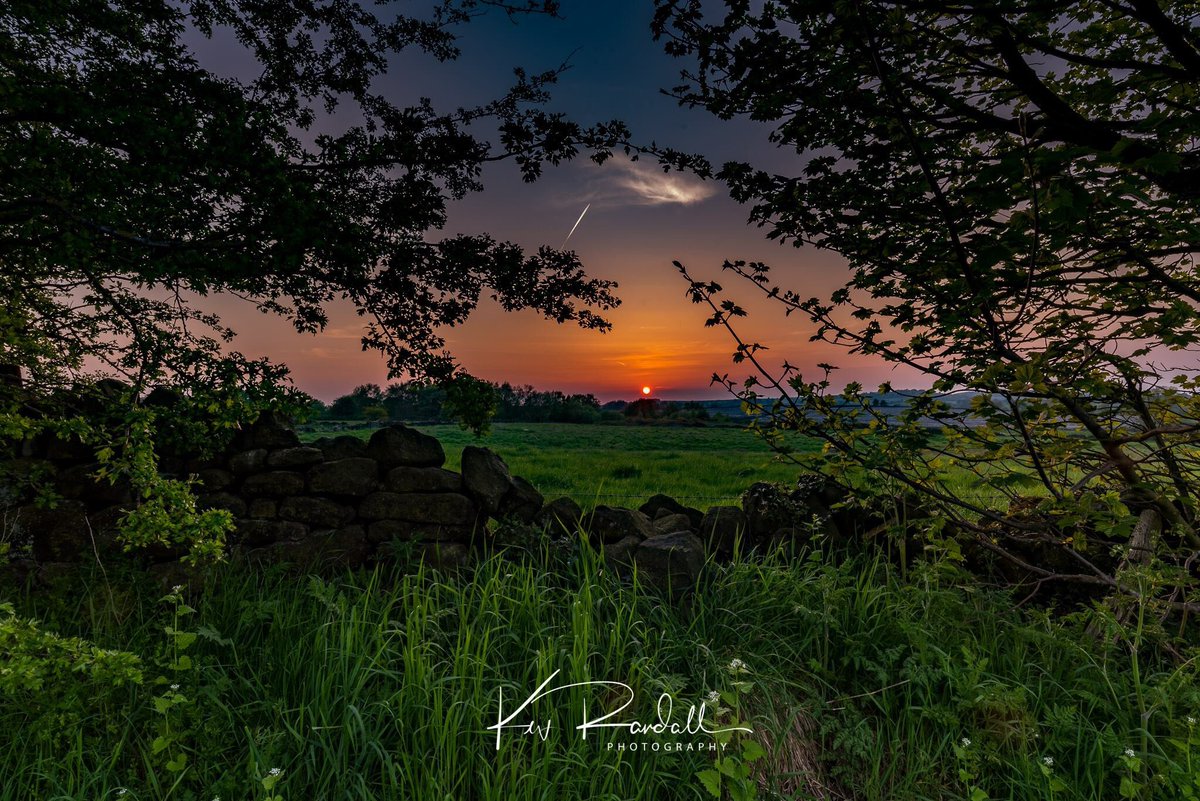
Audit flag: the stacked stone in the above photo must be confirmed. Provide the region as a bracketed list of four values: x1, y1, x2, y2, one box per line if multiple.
[2, 412, 848, 597]
[1, 456, 133, 564]
[200, 421, 509, 570]
[564, 481, 846, 596]
[1, 417, 550, 576]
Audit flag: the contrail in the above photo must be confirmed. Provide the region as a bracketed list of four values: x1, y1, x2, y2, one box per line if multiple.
[559, 203, 591, 249]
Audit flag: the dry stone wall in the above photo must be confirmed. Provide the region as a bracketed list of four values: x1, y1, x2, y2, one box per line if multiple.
[2, 417, 548, 577]
[3, 415, 851, 596]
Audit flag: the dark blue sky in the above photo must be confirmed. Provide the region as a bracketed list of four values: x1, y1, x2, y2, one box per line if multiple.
[204, 1, 914, 401]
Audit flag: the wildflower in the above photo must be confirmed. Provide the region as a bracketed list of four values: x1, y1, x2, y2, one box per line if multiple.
[169, 684, 180, 691]
[116, 790, 128, 798]
[268, 767, 282, 777]
[171, 585, 184, 594]
[1042, 756, 1054, 767]
[1189, 716, 1197, 726]
[1124, 748, 1135, 758]
[728, 658, 746, 671]
[705, 690, 720, 705]
[961, 737, 972, 748]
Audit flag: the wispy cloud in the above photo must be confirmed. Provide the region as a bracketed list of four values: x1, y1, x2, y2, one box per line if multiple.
[588, 157, 718, 207]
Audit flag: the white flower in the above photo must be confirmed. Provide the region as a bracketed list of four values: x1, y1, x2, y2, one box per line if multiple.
[705, 690, 720, 705]
[1124, 748, 1135, 758]
[1189, 716, 1197, 726]
[268, 767, 282, 777]
[172, 585, 184, 593]
[212, 796, 221, 801]
[960, 737, 972, 748]
[170, 684, 180, 691]
[1042, 756, 1054, 767]
[728, 658, 746, 671]
[116, 791, 128, 798]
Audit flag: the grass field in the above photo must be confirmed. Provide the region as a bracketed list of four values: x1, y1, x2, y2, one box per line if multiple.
[5, 546, 1192, 801]
[303, 423, 822, 510]
[5, 423, 1199, 800]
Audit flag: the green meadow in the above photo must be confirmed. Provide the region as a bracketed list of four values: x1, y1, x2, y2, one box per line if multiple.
[304, 423, 822, 509]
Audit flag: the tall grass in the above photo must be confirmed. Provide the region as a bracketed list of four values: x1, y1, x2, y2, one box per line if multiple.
[3, 541, 1197, 800]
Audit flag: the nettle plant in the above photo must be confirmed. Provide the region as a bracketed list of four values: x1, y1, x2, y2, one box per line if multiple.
[0, 601, 143, 742]
[653, 0, 1200, 614]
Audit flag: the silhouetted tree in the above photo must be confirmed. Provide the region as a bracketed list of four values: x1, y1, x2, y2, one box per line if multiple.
[1, 0, 625, 558]
[656, 0, 1200, 609]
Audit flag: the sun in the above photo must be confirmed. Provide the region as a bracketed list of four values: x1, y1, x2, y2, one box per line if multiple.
[641, 386, 652, 396]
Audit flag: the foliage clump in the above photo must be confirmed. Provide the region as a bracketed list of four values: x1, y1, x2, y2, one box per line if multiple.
[655, 0, 1200, 612]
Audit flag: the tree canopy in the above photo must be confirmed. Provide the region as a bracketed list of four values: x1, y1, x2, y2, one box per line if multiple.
[0, 0, 625, 558]
[2, 0, 623, 396]
[654, 0, 1200, 607]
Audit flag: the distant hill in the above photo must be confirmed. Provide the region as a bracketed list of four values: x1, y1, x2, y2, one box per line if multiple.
[684, 391, 988, 424]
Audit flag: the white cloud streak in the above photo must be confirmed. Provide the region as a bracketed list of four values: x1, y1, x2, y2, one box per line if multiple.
[592, 157, 718, 207]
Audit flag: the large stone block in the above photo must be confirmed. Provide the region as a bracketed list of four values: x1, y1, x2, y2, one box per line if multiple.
[196, 468, 233, 492]
[741, 481, 813, 540]
[652, 513, 694, 536]
[53, 463, 133, 507]
[460, 446, 512, 515]
[279, 496, 355, 528]
[366, 425, 445, 469]
[587, 505, 656, 544]
[366, 519, 471, 544]
[358, 491, 478, 526]
[386, 466, 462, 494]
[247, 498, 277, 519]
[603, 534, 641, 576]
[635, 531, 705, 596]
[533, 496, 583, 534]
[498, 475, 543, 523]
[197, 491, 248, 518]
[266, 446, 324, 469]
[313, 435, 368, 460]
[417, 541, 471, 572]
[263, 525, 372, 570]
[639, 494, 703, 529]
[242, 470, 306, 497]
[700, 506, 747, 556]
[307, 458, 379, 496]
[234, 518, 307, 547]
[228, 449, 268, 475]
[238, 412, 301, 449]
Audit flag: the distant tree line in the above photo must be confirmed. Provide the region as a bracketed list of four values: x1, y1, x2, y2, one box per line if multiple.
[314, 383, 724, 425]
[317, 382, 604, 424]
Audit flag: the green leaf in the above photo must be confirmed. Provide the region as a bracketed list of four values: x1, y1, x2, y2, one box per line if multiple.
[740, 739, 766, 762]
[696, 769, 722, 798]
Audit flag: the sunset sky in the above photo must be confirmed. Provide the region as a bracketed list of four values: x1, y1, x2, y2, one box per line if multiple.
[202, 2, 926, 402]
